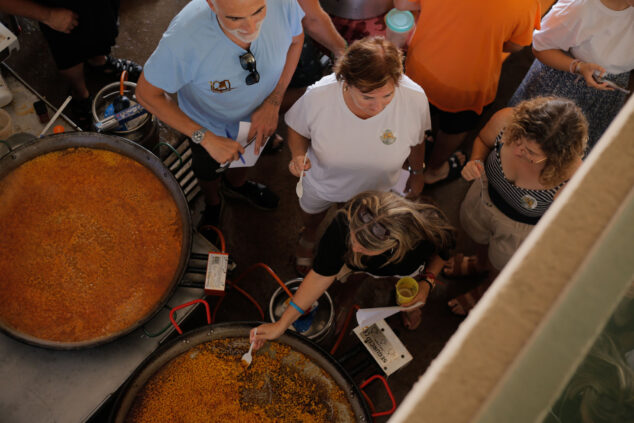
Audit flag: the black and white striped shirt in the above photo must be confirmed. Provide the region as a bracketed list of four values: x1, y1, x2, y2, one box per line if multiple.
[486, 132, 562, 225]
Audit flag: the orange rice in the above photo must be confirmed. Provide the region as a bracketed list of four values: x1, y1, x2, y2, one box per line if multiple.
[125, 340, 354, 423]
[0, 148, 183, 343]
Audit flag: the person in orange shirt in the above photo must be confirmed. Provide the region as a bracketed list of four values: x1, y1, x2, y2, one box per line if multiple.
[394, 0, 541, 186]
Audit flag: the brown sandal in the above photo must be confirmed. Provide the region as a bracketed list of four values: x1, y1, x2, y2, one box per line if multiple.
[442, 253, 488, 278]
[448, 281, 492, 316]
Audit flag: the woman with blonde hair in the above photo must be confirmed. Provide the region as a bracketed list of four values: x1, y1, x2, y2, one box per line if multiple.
[251, 191, 456, 347]
[286, 36, 431, 276]
[445, 96, 588, 315]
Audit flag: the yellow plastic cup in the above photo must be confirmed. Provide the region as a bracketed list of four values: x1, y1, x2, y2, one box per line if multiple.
[395, 277, 419, 305]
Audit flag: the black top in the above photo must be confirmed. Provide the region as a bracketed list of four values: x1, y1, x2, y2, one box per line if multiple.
[312, 214, 453, 277]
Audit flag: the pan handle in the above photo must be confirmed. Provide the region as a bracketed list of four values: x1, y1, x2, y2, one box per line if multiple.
[169, 299, 211, 335]
[359, 374, 397, 418]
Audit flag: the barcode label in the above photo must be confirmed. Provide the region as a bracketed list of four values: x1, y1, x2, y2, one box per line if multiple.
[205, 252, 228, 294]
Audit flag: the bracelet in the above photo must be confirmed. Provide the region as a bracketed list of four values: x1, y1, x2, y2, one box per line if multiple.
[569, 59, 582, 74]
[288, 300, 305, 315]
[420, 278, 434, 292]
[407, 164, 425, 175]
[421, 271, 436, 283]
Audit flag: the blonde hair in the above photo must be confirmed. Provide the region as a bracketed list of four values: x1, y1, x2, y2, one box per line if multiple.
[341, 191, 456, 269]
[506, 97, 588, 186]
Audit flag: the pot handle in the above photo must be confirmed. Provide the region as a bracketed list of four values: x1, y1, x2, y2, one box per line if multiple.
[169, 299, 211, 335]
[359, 374, 397, 418]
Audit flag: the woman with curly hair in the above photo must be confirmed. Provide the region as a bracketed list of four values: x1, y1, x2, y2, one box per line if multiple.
[444, 97, 588, 315]
[251, 191, 456, 346]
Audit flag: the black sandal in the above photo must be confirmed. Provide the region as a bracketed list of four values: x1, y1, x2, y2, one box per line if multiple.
[88, 55, 143, 82]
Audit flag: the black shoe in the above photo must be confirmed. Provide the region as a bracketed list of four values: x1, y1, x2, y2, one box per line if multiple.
[87, 55, 143, 82]
[69, 95, 94, 131]
[221, 180, 279, 211]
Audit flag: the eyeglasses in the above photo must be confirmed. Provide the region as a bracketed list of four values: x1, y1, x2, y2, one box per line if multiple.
[239, 50, 260, 86]
[357, 206, 390, 240]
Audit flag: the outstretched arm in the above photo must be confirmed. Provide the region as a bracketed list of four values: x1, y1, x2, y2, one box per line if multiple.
[251, 270, 335, 349]
[298, 0, 346, 58]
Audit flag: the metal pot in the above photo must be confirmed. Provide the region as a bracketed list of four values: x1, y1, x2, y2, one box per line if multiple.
[0, 133, 192, 349]
[92, 81, 159, 150]
[320, 0, 394, 19]
[269, 278, 335, 345]
[110, 322, 371, 422]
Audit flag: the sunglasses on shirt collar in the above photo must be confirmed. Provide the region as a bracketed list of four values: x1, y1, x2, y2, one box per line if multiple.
[357, 206, 390, 240]
[239, 50, 260, 86]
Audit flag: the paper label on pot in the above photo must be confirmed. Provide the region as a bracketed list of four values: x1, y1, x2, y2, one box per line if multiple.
[205, 252, 228, 295]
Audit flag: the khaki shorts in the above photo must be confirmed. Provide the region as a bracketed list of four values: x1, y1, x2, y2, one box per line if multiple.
[459, 177, 533, 270]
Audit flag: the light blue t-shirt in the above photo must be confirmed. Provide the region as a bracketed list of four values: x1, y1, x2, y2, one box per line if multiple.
[143, 0, 304, 139]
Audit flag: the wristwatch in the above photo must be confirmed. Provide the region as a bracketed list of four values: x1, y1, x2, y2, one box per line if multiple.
[191, 127, 208, 144]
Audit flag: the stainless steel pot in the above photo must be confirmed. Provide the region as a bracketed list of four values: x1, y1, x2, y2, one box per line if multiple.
[0, 133, 192, 349]
[92, 81, 159, 150]
[320, 0, 394, 19]
[110, 322, 371, 422]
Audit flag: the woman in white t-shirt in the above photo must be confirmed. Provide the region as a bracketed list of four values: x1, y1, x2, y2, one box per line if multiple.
[285, 36, 431, 275]
[509, 0, 634, 151]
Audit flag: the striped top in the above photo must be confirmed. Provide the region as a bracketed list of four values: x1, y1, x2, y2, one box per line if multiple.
[486, 131, 563, 225]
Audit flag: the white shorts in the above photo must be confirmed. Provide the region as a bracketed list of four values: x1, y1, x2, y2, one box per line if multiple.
[298, 178, 336, 214]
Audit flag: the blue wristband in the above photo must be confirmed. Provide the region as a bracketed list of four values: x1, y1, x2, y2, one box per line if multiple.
[289, 300, 305, 315]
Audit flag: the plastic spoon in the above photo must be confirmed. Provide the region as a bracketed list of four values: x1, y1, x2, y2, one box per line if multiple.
[356, 302, 424, 328]
[296, 154, 308, 198]
[241, 328, 256, 368]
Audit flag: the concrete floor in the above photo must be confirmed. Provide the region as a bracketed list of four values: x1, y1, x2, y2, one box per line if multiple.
[2, 2, 538, 421]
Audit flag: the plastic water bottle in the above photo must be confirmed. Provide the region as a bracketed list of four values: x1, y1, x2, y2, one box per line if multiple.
[385, 9, 415, 50]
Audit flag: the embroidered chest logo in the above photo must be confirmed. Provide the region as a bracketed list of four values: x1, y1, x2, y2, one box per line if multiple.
[380, 129, 396, 145]
[521, 194, 538, 210]
[210, 80, 233, 93]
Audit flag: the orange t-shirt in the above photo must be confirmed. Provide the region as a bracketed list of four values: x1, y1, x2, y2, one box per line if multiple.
[405, 0, 541, 114]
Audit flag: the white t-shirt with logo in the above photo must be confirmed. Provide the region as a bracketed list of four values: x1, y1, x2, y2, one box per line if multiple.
[285, 74, 431, 203]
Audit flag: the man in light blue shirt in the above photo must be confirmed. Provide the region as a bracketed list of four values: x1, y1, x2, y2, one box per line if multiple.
[137, 0, 304, 226]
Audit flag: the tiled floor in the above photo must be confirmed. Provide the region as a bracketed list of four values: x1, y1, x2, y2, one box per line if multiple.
[2, 2, 539, 421]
